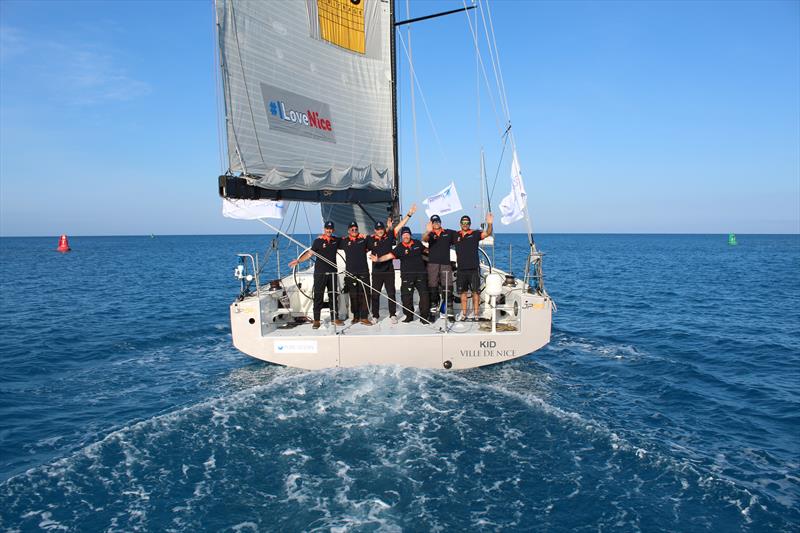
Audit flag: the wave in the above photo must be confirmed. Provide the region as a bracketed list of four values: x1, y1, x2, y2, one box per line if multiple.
[2, 365, 797, 531]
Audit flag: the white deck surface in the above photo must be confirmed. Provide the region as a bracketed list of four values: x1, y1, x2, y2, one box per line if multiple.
[271, 316, 515, 337]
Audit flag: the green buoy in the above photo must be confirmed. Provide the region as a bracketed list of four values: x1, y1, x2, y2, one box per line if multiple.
[728, 233, 737, 246]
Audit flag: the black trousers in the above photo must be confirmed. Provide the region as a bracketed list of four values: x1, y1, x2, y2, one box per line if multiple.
[371, 269, 397, 318]
[313, 272, 339, 321]
[345, 272, 371, 320]
[400, 273, 429, 319]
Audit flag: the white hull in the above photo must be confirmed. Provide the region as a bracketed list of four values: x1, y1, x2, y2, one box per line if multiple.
[230, 266, 551, 370]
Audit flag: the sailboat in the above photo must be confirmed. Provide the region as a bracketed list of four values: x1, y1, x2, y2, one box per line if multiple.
[214, 0, 552, 370]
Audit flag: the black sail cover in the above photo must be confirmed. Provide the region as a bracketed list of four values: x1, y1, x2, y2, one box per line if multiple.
[216, 0, 396, 214]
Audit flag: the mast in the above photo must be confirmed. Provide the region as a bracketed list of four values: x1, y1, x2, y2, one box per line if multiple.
[389, 0, 400, 220]
[389, 2, 476, 222]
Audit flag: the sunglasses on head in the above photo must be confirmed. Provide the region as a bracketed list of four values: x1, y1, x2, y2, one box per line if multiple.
[460, 221, 470, 225]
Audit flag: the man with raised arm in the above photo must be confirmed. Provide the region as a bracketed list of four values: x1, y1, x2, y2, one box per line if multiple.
[370, 224, 430, 324]
[453, 212, 494, 321]
[364, 204, 416, 324]
[392, 204, 417, 238]
[422, 214, 456, 321]
[366, 216, 397, 323]
[288, 221, 345, 329]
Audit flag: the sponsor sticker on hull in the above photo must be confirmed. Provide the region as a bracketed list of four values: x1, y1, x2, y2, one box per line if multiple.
[274, 340, 319, 354]
[262, 83, 336, 143]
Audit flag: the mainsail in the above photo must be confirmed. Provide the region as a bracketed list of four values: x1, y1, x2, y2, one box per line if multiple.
[216, 0, 397, 211]
[321, 202, 392, 234]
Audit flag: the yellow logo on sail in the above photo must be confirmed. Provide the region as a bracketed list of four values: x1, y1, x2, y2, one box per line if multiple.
[317, 0, 366, 54]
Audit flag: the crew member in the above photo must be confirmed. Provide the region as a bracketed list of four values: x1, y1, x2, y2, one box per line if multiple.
[367, 218, 397, 323]
[339, 221, 372, 326]
[422, 214, 455, 320]
[367, 204, 416, 323]
[288, 221, 345, 329]
[453, 213, 493, 320]
[371, 226, 429, 324]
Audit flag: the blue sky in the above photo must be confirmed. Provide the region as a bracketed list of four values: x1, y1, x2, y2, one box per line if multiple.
[1, 0, 798, 236]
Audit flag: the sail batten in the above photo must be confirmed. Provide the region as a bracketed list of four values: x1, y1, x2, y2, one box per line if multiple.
[216, 0, 395, 201]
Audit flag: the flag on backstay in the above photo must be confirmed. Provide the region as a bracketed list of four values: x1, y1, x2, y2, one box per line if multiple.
[423, 182, 463, 219]
[499, 150, 527, 225]
[222, 198, 285, 220]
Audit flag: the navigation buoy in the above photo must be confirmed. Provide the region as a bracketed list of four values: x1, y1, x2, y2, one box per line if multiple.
[57, 234, 71, 253]
[728, 233, 737, 246]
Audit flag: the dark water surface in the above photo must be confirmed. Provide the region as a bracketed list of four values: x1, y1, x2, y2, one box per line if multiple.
[1, 234, 798, 531]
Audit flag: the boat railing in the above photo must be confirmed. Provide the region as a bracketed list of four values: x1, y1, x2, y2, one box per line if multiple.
[523, 248, 546, 296]
[234, 253, 260, 299]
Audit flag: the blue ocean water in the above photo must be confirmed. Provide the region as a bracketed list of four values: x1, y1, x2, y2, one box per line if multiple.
[0, 234, 798, 531]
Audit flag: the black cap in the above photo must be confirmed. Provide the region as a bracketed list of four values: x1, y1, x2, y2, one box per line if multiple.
[430, 214, 441, 223]
[400, 226, 412, 235]
[374, 221, 386, 230]
[324, 221, 335, 229]
[348, 221, 358, 229]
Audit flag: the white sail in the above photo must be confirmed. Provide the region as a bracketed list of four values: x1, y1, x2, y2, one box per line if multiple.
[216, 0, 395, 202]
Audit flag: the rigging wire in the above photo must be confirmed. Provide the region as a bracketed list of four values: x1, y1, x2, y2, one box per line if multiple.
[405, 0, 423, 233]
[301, 203, 313, 248]
[475, 4, 486, 222]
[465, 0, 536, 245]
[460, 0, 505, 138]
[488, 128, 510, 202]
[396, 32, 451, 171]
[477, 0, 511, 124]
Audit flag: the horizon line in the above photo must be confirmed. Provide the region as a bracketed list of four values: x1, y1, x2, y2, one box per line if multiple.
[2, 231, 798, 238]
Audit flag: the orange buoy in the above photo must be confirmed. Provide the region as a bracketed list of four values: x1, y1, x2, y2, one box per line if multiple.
[57, 234, 71, 253]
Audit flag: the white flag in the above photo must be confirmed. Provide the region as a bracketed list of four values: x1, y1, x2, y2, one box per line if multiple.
[222, 198, 285, 220]
[423, 181, 463, 219]
[499, 150, 527, 225]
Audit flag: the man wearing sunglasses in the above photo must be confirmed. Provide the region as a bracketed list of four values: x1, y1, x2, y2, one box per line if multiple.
[338, 221, 372, 326]
[422, 214, 456, 321]
[288, 220, 345, 329]
[453, 212, 494, 320]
